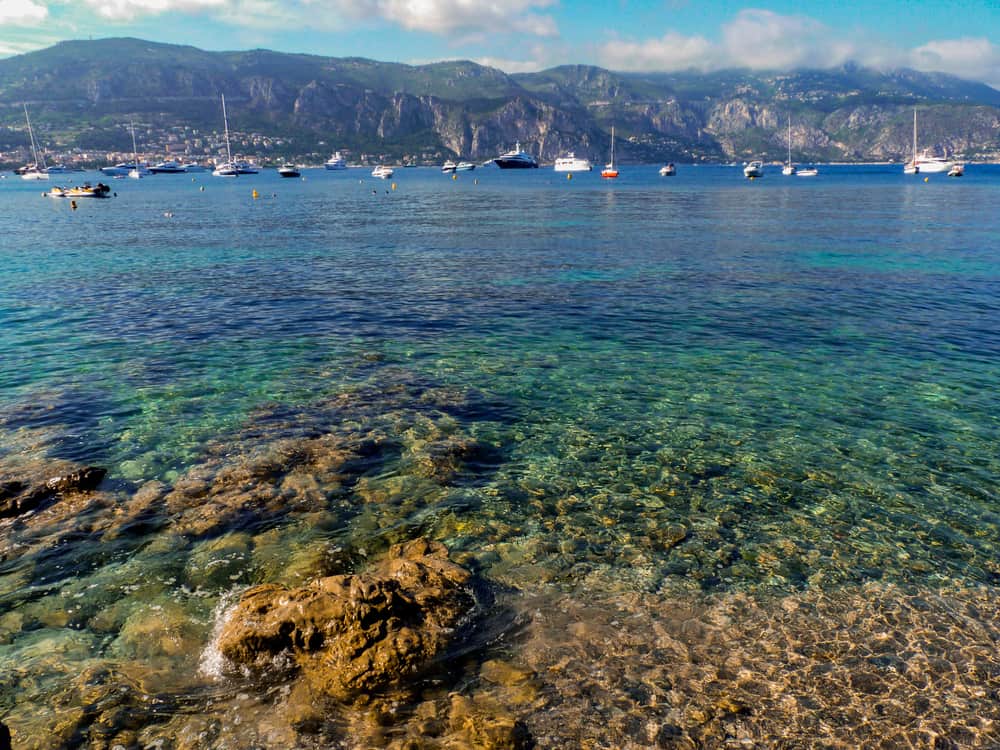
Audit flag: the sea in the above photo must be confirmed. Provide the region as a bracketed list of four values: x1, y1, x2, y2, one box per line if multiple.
[1, 163, 999, 748]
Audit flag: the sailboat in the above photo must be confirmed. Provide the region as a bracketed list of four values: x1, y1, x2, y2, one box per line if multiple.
[20, 104, 48, 181]
[213, 95, 238, 177]
[128, 121, 145, 179]
[903, 109, 955, 175]
[601, 126, 619, 179]
[212, 94, 258, 177]
[782, 116, 796, 175]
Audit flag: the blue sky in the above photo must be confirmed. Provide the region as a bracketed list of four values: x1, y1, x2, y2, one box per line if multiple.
[2, 0, 999, 87]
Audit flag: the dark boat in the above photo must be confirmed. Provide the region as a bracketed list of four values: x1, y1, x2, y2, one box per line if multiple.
[493, 143, 538, 169]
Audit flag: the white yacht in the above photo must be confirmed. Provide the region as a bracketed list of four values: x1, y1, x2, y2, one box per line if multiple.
[441, 160, 457, 173]
[494, 143, 538, 169]
[455, 161, 476, 171]
[181, 162, 208, 172]
[371, 165, 394, 179]
[324, 151, 347, 170]
[212, 95, 259, 176]
[278, 163, 301, 178]
[554, 153, 593, 172]
[797, 167, 819, 177]
[744, 161, 764, 178]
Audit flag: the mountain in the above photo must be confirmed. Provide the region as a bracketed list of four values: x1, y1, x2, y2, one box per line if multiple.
[1, 38, 999, 165]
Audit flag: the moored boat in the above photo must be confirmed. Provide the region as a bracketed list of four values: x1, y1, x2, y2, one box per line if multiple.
[796, 167, 819, 177]
[278, 163, 301, 178]
[600, 127, 618, 179]
[149, 160, 186, 174]
[441, 160, 457, 173]
[948, 164, 964, 177]
[659, 163, 676, 176]
[324, 151, 347, 170]
[455, 161, 476, 171]
[494, 143, 538, 169]
[744, 161, 764, 178]
[904, 110, 955, 175]
[554, 153, 593, 172]
[372, 165, 394, 179]
[45, 182, 112, 199]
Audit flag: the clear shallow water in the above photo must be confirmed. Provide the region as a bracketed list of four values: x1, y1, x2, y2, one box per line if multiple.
[2, 164, 1000, 746]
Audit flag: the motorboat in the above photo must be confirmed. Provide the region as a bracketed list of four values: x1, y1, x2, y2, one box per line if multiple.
[371, 165, 394, 179]
[100, 163, 132, 176]
[278, 163, 301, 178]
[797, 167, 819, 177]
[659, 163, 676, 176]
[181, 162, 208, 172]
[441, 160, 457, 173]
[44, 164, 70, 174]
[554, 153, 593, 172]
[494, 143, 538, 169]
[744, 161, 764, 178]
[455, 161, 476, 171]
[324, 151, 347, 170]
[948, 164, 964, 177]
[149, 160, 186, 174]
[45, 183, 112, 199]
[601, 127, 619, 179]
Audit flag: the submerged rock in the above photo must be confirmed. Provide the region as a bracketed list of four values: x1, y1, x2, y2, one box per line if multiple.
[0, 465, 106, 519]
[217, 538, 475, 701]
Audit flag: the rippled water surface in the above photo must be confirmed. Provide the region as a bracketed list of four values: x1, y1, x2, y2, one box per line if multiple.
[2, 164, 999, 747]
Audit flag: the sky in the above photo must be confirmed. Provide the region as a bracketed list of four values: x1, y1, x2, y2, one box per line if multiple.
[2, 0, 1000, 88]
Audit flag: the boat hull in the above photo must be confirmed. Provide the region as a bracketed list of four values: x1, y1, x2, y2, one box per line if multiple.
[494, 158, 538, 169]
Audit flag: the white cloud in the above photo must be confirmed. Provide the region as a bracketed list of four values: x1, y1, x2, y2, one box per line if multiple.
[597, 9, 1000, 89]
[0, 0, 48, 25]
[82, 0, 226, 22]
[598, 31, 715, 72]
[910, 37, 1000, 88]
[721, 9, 855, 70]
[359, 0, 558, 37]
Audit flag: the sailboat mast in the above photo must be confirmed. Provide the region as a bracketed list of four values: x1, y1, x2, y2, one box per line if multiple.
[611, 125, 615, 166]
[787, 116, 792, 165]
[221, 94, 233, 164]
[912, 109, 917, 163]
[23, 104, 44, 169]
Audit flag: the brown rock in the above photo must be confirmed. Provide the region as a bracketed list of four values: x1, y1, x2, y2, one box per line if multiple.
[217, 539, 475, 701]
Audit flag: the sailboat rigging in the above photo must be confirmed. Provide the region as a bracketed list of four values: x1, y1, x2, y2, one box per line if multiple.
[128, 121, 144, 179]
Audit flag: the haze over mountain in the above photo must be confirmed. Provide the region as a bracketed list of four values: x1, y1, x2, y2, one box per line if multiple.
[1, 38, 999, 165]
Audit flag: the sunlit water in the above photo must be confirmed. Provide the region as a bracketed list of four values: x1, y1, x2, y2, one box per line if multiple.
[2, 164, 999, 747]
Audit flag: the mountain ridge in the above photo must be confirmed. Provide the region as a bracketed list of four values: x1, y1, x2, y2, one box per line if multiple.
[1, 37, 999, 164]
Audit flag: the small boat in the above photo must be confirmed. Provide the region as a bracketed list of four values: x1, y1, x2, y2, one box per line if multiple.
[372, 165, 394, 179]
[601, 127, 619, 179]
[797, 167, 819, 177]
[948, 164, 964, 177]
[278, 163, 301, 178]
[494, 143, 538, 169]
[744, 160, 764, 178]
[441, 160, 457, 173]
[455, 161, 476, 171]
[659, 163, 676, 177]
[181, 162, 207, 172]
[46, 183, 112, 199]
[324, 151, 347, 170]
[149, 160, 186, 174]
[554, 153, 593, 172]
[100, 163, 132, 176]
[44, 164, 70, 174]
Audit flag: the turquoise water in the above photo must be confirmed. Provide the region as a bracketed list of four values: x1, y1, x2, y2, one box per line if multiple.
[2, 164, 1000, 746]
